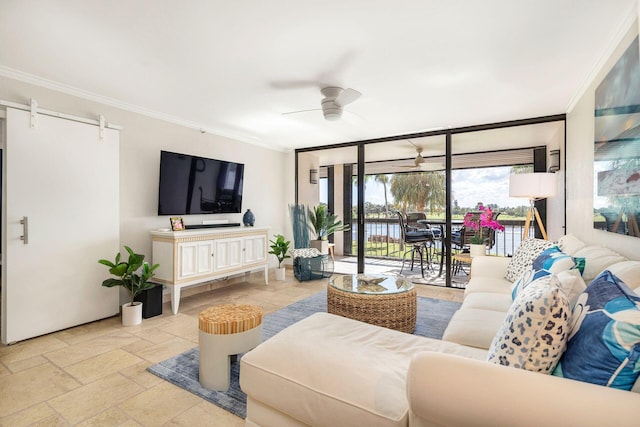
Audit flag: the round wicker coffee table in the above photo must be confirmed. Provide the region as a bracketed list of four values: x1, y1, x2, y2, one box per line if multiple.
[327, 275, 417, 333]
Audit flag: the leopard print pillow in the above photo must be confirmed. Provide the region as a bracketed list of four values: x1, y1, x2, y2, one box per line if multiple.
[487, 275, 570, 374]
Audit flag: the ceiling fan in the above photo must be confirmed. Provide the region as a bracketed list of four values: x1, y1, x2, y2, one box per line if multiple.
[394, 140, 444, 171]
[282, 87, 362, 121]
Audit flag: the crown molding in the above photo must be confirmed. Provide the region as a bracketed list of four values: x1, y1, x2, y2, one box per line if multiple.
[0, 65, 287, 152]
[565, 2, 638, 113]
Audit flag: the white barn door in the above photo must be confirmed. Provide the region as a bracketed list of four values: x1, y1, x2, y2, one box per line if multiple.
[2, 107, 120, 344]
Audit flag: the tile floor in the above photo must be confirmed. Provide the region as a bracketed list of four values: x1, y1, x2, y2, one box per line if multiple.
[0, 271, 463, 426]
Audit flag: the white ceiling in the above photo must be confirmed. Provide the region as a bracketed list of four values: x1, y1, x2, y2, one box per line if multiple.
[0, 0, 636, 152]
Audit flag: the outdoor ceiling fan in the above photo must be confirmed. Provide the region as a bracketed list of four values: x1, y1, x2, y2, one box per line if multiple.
[394, 140, 444, 171]
[282, 87, 362, 121]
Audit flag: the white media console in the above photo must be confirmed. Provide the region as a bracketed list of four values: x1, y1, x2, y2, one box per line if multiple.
[150, 226, 270, 314]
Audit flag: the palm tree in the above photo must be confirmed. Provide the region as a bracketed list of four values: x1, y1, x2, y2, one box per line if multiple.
[374, 174, 391, 215]
[375, 174, 392, 252]
[390, 172, 445, 213]
[422, 172, 446, 213]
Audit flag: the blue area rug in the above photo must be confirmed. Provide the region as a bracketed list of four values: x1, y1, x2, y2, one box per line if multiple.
[147, 289, 460, 419]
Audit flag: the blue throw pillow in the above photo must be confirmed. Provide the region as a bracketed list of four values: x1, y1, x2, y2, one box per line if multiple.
[511, 268, 551, 300]
[532, 246, 585, 275]
[511, 246, 585, 301]
[553, 270, 640, 390]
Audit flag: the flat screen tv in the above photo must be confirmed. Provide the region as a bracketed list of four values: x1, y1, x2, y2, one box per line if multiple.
[158, 150, 244, 215]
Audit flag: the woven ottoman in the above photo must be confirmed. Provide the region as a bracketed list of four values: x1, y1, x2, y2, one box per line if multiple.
[198, 304, 263, 391]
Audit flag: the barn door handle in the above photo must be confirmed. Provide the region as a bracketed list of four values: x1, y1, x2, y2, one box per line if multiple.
[20, 216, 28, 244]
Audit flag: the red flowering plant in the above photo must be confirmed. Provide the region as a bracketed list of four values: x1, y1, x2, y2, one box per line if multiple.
[463, 205, 505, 245]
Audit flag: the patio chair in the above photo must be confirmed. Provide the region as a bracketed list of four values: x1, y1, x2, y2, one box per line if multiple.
[450, 212, 480, 253]
[406, 212, 442, 239]
[451, 211, 502, 253]
[397, 211, 435, 277]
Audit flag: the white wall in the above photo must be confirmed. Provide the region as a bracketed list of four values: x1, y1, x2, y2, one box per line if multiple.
[296, 151, 320, 207]
[546, 123, 566, 240]
[0, 76, 289, 267]
[565, 19, 639, 260]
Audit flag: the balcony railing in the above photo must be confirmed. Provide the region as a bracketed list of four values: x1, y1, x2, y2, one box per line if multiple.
[349, 214, 533, 260]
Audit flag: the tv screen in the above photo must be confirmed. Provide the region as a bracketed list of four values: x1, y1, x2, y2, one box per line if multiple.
[158, 150, 244, 215]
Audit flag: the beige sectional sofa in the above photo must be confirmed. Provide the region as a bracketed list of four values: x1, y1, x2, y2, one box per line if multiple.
[240, 235, 640, 426]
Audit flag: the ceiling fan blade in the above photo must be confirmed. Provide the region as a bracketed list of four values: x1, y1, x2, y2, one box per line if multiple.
[282, 108, 322, 116]
[334, 88, 361, 107]
[270, 80, 319, 90]
[393, 160, 444, 171]
[418, 162, 445, 171]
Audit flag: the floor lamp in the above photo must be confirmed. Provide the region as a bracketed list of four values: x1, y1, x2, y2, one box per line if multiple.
[509, 173, 557, 240]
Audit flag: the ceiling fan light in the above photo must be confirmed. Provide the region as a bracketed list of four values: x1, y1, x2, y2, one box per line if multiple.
[323, 107, 342, 121]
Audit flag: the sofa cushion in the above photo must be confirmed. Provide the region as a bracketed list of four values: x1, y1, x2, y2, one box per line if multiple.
[572, 245, 626, 283]
[464, 275, 513, 297]
[607, 261, 640, 293]
[487, 275, 570, 374]
[442, 308, 508, 349]
[504, 238, 555, 282]
[240, 312, 487, 427]
[553, 270, 640, 390]
[557, 233, 586, 255]
[461, 292, 513, 312]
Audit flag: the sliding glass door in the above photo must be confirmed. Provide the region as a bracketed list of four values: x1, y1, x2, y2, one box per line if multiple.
[295, 117, 566, 286]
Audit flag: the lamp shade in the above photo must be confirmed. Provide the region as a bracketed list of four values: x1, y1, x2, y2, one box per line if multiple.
[509, 173, 557, 199]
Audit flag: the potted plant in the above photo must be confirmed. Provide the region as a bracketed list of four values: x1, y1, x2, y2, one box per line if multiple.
[269, 234, 291, 281]
[307, 205, 350, 254]
[463, 205, 504, 257]
[98, 246, 159, 326]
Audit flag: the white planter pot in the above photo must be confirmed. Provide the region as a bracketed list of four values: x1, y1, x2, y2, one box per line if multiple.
[275, 267, 286, 281]
[469, 244, 486, 258]
[310, 240, 329, 254]
[122, 302, 143, 326]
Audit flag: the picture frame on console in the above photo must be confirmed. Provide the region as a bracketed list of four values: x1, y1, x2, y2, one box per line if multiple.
[170, 216, 185, 231]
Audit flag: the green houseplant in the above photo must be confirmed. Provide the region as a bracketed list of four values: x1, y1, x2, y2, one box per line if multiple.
[269, 234, 291, 280]
[307, 205, 350, 254]
[98, 246, 159, 326]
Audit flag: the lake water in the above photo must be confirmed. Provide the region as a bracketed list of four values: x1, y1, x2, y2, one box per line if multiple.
[352, 221, 523, 257]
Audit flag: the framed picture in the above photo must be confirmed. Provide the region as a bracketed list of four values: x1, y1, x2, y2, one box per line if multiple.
[593, 35, 640, 237]
[170, 217, 185, 231]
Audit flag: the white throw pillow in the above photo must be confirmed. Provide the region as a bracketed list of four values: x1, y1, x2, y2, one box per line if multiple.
[504, 238, 556, 283]
[488, 275, 571, 374]
[555, 269, 587, 309]
[511, 269, 586, 309]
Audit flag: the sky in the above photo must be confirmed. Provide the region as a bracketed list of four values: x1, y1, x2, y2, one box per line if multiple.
[319, 166, 533, 209]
